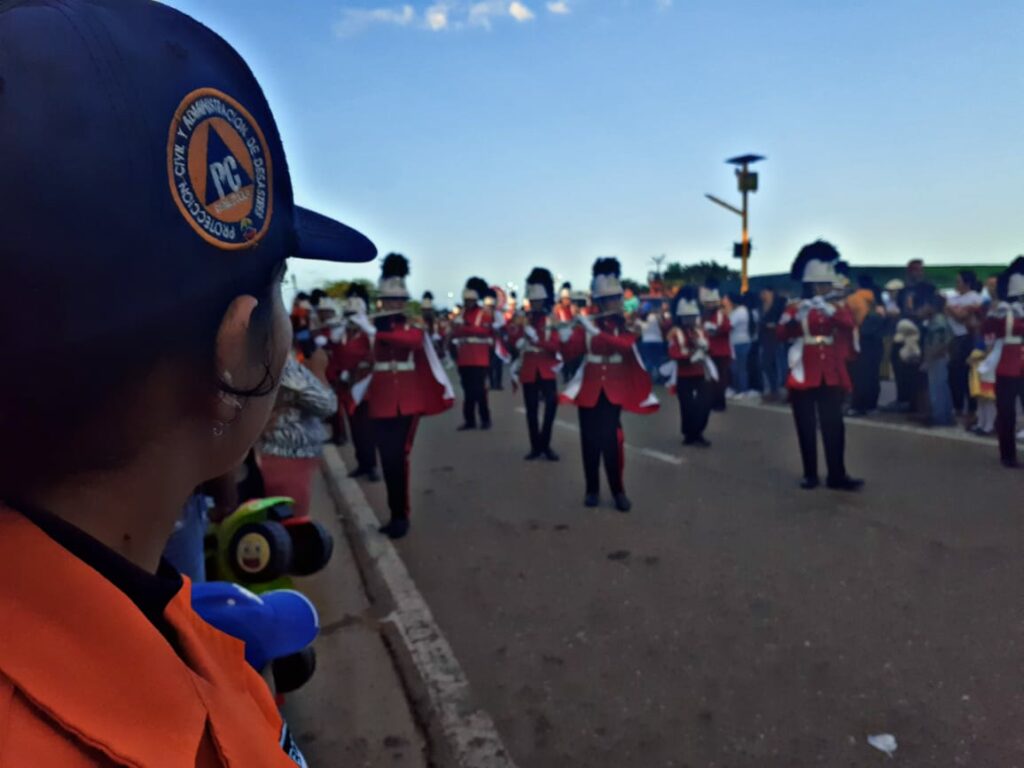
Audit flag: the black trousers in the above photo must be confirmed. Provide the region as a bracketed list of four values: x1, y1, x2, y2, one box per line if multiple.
[891, 343, 916, 406]
[949, 335, 975, 414]
[458, 366, 491, 426]
[676, 377, 710, 440]
[373, 415, 419, 521]
[851, 336, 883, 412]
[489, 349, 504, 389]
[995, 375, 1024, 464]
[578, 392, 625, 495]
[790, 386, 848, 482]
[345, 401, 377, 471]
[523, 378, 558, 452]
[710, 355, 731, 411]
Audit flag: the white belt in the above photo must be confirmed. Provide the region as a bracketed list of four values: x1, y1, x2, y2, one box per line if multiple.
[1005, 336, 1023, 344]
[524, 344, 550, 354]
[803, 335, 834, 346]
[373, 359, 415, 372]
[460, 336, 494, 345]
[586, 354, 624, 364]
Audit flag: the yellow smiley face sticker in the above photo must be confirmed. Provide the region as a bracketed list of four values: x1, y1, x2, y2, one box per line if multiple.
[236, 532, 271, 574]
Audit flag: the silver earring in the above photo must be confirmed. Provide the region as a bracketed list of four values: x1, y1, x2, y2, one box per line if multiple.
[212, 421, 225, 437]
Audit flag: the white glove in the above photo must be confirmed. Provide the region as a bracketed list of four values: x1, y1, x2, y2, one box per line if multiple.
[340, 370, 351, 383]
[578, 315, 600, 337]
[350, 313, 375, 336]
[704, 322, 717, 333]
[524, 325, 539, 343]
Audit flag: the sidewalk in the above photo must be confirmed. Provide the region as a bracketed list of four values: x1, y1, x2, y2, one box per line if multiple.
[282, 469, 427, 768]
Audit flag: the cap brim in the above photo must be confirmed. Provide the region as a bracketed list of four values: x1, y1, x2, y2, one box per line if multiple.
[293, 206, 377, 263]
[262, 589, 320, 661]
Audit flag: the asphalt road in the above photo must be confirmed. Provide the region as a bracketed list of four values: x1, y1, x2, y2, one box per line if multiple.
[347, 384, 1024, 768]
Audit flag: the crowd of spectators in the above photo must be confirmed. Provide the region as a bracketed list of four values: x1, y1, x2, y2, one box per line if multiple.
[616, 260, 1017, 438]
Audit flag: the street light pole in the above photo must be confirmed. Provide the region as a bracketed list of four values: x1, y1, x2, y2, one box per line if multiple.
[740, 161, 750, 294]
[705, 153, 764, 294]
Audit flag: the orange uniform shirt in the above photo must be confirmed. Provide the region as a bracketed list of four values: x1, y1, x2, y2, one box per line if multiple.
[0, 507, 303, 767]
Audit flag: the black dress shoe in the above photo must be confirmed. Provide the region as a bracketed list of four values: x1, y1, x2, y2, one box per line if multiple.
[366, 468, 381, 483]
[348, 467, 368, 478]
[1001, 458, 1020, 469]
[542, 448, 560, 461]
[456, 423, 476, 431]
[480, 420, 492, 430]
[524, 450, 542, 461]
[613, 493, 632, 513]
[583, 494, 599, 508]
[379, 518, 410, 539]
[827, 476, 864, 491]
[800, 477, 820, 490]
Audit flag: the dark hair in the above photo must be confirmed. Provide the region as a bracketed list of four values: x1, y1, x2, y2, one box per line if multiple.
[958, 270, 978, 290]
[0, 259, 286, 498]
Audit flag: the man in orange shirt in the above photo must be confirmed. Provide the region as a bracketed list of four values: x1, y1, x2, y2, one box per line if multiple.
[0, 0, 377, 763]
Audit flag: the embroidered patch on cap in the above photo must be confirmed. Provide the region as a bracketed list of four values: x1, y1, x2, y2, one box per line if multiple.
[167, 88, 273, 249]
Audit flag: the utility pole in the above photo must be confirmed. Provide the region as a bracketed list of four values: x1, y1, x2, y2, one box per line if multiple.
[705, 154, 765, 294]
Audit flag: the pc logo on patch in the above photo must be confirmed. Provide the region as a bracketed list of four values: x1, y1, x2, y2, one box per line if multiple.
[168, 88, 273, 249]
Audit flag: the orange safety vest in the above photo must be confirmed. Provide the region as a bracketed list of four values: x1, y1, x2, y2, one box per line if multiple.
[0, 507, 302, 767]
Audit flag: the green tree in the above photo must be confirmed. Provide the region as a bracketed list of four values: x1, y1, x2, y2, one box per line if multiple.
[663, 260, 739, 286]
[321, 278, 376, 300]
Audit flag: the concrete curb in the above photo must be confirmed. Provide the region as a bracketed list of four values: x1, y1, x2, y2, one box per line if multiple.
[322, 446, 518, 768]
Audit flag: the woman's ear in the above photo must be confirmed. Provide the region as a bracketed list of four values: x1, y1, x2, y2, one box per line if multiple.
[215, 295, 260, 386]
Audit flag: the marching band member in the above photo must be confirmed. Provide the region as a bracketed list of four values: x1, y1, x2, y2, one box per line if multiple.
[982, 257, 1024, 467]
[666, 285, 716, 447]
[562, 258, 659, 512]
[452, 277, 498, 430]
[700, 280, 732, 411]
[778, 241, 863, 491]
[329, 284, 378, 480]
[555, 282, 576, 323]
[513, 268, 562, 461]
[365, 254, 454, 538]
[485, 288, 506, 390]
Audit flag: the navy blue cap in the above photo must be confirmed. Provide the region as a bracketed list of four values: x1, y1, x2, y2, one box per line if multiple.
[0, 0, 375, 353]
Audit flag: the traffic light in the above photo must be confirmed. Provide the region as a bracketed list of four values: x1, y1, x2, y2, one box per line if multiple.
[733, 241, 752, 259]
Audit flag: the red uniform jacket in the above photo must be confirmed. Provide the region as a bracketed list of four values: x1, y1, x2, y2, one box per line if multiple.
[777, 302, 854, 391]
[367, 320, 453, 419]
[518, 317, 562, 383]
[554, 304, 575, 323]
[833, 304, 858, 362]
[667, 326, 707, 379]
[561, 320, 658, 413]
[982, 310, 1024, 377]
[703, 308, 732, 359]
[452, 306, 495, 368]
[329, 329, 373, 414]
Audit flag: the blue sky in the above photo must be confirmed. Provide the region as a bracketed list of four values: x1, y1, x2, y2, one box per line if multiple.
[165, 0, 1023, 301]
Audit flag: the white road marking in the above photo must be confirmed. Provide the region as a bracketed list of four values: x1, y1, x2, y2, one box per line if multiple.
[728, 396, 999, 447]
[322, 447, 518, 768]
[515, 407, 686, 466]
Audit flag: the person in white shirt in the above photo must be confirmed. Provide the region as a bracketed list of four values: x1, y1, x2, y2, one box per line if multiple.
[945, 270, 984, 416]
[728, 294, 752, 395]
[638, 302, 669, 382]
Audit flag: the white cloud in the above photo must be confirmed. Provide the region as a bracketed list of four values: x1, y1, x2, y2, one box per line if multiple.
[335, 0, 545, 36]
[468, 0, 505, 28]
[655, 0, 672, 10]
[334, 4, 416, 36]
[546, 0, 570, 14]
[508, 0, 535, 21]
[425, 2, 450, 29]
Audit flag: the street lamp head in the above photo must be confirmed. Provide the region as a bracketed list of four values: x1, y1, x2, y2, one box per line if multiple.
[726, 154, 765, 166]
